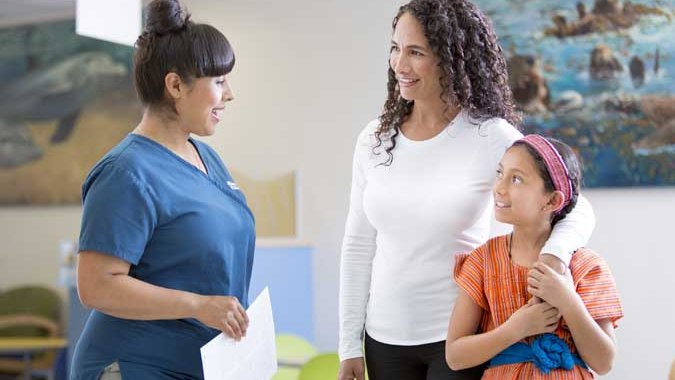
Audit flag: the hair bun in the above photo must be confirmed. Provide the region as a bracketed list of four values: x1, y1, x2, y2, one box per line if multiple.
[144, 0, 190, 35]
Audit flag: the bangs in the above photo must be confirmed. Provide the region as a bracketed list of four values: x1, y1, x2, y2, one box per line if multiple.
[190, 24, 235, 77]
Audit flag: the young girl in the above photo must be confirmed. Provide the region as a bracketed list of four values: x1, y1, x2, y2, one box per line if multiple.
[445, 135, 623, 379]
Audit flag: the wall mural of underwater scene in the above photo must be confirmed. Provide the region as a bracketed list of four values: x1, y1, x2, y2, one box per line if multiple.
[477, 0, 674, 186]
[0, 20, 140, 204]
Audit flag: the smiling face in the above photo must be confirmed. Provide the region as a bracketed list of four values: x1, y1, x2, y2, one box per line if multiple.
[389, 12, 443, 104]
[175, 75, 233, 136]
[494, 145, 557, 227]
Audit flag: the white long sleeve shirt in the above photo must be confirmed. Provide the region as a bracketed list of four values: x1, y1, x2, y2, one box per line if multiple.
[338, 110, 595, 360]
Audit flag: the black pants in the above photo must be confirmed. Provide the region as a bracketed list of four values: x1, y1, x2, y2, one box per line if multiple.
[364, 332, 486, 380]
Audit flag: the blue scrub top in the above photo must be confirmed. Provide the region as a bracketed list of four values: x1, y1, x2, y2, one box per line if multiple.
[70, 134, 255, 380]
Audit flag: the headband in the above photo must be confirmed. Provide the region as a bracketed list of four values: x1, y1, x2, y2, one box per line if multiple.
[516, 135, 573, 214]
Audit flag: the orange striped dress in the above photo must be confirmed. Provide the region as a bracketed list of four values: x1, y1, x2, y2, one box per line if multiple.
[454, 235, 623, 380]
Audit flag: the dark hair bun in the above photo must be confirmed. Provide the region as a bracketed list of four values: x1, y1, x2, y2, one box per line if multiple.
[145, 0, 191, 35]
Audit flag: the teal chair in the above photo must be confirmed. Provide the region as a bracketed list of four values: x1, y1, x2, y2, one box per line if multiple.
[273, 334, 317, 380]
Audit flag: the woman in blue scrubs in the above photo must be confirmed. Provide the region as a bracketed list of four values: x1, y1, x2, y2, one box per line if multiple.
[70, 0, 255, 379]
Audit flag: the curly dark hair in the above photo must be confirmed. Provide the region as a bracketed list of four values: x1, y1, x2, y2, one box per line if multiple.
[374, 0, 521, 165]
[513, 138, 582, 226]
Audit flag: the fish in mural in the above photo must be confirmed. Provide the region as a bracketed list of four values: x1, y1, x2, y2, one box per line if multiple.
[0, 51, 127, 168]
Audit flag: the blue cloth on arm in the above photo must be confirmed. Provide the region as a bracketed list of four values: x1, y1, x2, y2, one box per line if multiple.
[70, 134, 255, 380]
[489, 333, 587, 374]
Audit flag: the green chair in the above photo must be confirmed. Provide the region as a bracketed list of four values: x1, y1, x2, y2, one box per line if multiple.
[0, 286, 61, 337]
[272, 366, 300, 380]
[298, 353, 370, 380]
[273, 334, 317, 380]
[298, 353, 340, 380]
[275, 334, 317, 366]
[0, 285, 63, 380]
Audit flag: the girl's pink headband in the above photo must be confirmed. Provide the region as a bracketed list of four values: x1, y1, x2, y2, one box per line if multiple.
[516, 135, 573, 214]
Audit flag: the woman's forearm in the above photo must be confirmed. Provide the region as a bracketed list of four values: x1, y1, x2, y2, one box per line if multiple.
[446, 323, 519, 370]
[78, 266, 202, 320]
[542, 195, 595, 265]
[561, 294, 616, 375]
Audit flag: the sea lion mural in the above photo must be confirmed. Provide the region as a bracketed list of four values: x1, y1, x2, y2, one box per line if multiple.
[545, 0, 670, 38]
[0, 20, 140, 204]
[479, 0, 674, 186]
[0, 52, 127, 168]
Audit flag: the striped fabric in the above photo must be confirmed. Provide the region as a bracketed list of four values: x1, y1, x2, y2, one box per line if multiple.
[454, 235, 624, 379]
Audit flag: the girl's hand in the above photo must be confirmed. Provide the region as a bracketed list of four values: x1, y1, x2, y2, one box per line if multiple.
[527, 261, 575, 310]
[505, 302, 560, 340]
[194, 295, 249, 341]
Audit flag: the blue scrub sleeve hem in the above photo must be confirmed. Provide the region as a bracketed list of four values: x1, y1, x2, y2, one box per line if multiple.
[78, 244, 143, 266]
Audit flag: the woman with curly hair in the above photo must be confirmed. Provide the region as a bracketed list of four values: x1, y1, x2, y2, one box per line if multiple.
[338, 1, 596, 379]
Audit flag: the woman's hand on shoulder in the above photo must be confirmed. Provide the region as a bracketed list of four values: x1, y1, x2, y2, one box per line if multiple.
[338, 357, 366, 380]
[504, 302, 560, 340]
[194, 295, 249, 341]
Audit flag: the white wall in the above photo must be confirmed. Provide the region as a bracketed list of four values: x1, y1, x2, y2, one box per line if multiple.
[583, 189, 675, 379]
[0, 206, 80, 288]
[181, 0, 402, 357]
[1, 1, 673, 379]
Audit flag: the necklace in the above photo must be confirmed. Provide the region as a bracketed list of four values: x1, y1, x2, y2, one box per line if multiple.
[188, 142, 207, 174]
[508, 232, 513, 258]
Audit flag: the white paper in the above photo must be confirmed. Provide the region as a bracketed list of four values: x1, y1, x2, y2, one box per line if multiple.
[201, 287, 277, 380]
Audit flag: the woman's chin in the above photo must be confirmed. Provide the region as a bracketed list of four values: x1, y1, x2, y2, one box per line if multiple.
[193, 126, 216, 137]
[399, 91, 416, 102]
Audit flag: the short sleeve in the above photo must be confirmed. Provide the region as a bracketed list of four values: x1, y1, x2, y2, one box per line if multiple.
[571, 250, 624, 327]
[78, 166, 157, 265]
[454, 249, 488, 310]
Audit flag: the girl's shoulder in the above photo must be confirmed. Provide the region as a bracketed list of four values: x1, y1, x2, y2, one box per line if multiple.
[569, 247, 614, 284]
[569, 247, 624, 326]
[569, 247, 604, 270]
[458, 235, 510, 263]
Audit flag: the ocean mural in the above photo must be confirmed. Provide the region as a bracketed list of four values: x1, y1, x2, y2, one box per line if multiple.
[477, 0, 674, 187]
[0, 19, 298, 237]
[0, 20, 139, 204]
